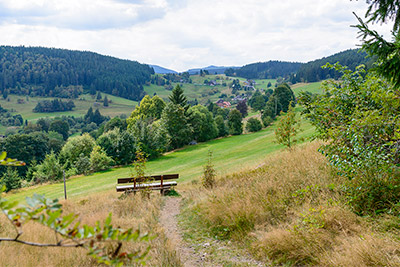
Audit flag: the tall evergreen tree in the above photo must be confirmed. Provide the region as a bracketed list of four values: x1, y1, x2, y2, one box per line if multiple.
[84, 107, 94, 122]
[96, 91, 102, 101]
[169, 85, 188, 110]
[103, 95, 109, 107]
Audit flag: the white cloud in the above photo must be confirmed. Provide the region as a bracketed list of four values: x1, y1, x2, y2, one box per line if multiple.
[0, 0, 394, 71]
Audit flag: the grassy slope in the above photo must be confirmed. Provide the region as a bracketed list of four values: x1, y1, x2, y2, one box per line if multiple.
[7, 117, 314, 202]
[292, 82, 323, 95]
[0, 94, 137, 122]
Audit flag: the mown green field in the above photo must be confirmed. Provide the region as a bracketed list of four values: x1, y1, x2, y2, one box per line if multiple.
[0, 93, 137, 122]
[7, 116, 314, 202]
[292, 82, 323, 95]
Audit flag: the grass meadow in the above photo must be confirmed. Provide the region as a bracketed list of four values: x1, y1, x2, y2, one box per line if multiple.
[0, 93, 137, 122]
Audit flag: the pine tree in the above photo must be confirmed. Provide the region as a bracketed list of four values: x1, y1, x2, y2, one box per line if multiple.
[169, 85, 188, 110]
[96, 91, 102, 101]
[103, 95, 109, 107]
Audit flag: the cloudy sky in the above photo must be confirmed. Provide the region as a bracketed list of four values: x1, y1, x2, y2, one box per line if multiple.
[0, 0, 393, 72]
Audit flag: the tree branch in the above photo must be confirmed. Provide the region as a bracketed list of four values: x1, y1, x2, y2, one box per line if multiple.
[0, 237, 84, 248]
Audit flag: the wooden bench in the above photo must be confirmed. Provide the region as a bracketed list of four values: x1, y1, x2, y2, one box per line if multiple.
[116, 174, 179, 195]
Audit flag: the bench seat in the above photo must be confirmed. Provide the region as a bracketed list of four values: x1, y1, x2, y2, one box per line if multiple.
[116, 174, 179, 194]
[116, 181, 177, 192]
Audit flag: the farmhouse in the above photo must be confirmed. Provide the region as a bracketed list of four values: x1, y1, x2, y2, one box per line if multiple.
[216, 99, 231, 108]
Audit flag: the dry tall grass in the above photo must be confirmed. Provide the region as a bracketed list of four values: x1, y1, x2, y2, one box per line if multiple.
[0, 191, 182, 266]
[183, 142, 400, 266]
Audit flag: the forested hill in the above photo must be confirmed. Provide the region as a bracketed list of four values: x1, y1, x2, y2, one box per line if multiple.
[294, 49, 374, 83]
[226, 61, 302, 79]
[0, 46, 154, 100]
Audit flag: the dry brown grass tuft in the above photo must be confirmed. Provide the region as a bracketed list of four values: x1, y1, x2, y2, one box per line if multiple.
[322, 235, 400, 266]
[0, 190, 182, 266]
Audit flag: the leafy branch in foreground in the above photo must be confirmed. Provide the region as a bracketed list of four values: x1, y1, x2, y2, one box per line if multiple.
[0, 151, 25, 166]
[0, 189, 151, 266]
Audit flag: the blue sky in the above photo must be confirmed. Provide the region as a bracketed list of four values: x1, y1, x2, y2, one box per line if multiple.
[0, 0, 393, 72]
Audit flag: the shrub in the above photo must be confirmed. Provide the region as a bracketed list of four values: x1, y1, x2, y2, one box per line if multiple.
[299, 63, 400, 214]
[246, 118, 262, 132]
[261, 115, 273, 127]
[32, 151, 63, 183]
[90, 145, 113, 173]
[0, 167, 21, 192]
[74, 153, 91, 175]
[202, 150, 216, 189]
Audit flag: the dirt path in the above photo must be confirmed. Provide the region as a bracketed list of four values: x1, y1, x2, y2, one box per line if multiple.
[160, 197, 204, 267]
[160, 196, 265, 267]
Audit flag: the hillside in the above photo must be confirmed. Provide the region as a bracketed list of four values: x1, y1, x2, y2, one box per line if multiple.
[294, 49, 374, 82]
[187, 65, 239, 75]
[0, 46, 154, 100]
[228, 61, 303, 79]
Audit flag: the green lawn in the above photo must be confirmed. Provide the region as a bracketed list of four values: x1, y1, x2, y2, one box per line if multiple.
[7, 116, 314, 202]
[292, 82, 323, 95]
[0, 94, 137, 132]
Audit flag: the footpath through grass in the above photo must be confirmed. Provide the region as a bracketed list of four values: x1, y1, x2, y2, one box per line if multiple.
[7, 117, 314, 202]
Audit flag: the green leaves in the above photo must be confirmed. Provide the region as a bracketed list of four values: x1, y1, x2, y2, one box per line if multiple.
[275, 104, 301, 149]
[299, 63, 400, 215]
[0, 151, 25, 166]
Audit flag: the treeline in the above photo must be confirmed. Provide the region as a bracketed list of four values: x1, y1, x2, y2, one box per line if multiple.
[0, 105, 23, 126]
[225, 49, 374, 83]
[33, 99, 75, 113]
[0, 84, 296, 192]
[294, 49, 375, 83]
[0, 46, 154, 100]
[225, 61, 302, 79]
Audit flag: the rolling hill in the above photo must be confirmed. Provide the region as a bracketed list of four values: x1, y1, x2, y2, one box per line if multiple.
[0, 46, 154, 100]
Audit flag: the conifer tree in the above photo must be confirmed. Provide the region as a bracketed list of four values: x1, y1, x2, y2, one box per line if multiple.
[103, 95, 109, 107]
[169, 85, 188, 110]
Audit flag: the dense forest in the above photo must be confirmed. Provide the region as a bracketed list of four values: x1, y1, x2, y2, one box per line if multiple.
[0, 46, 154, 100]
[225, 61, 302, 79]
[224, 49, 374, 83]
[293, 49, 375, 82]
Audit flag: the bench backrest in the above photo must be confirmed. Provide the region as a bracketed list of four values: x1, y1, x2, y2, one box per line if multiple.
[117, 174, 179, 184]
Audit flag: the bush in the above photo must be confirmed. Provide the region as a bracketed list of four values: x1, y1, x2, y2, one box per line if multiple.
[246, 118, 262, 132]
[32, 151, 63, 183]
[202, 150, 216, 189]
[90, 145, 113, 173]
[299, 63, 400, 214]
[74, 153, 91, 175]
[261, 115, 273, 127]
[344, 173, 400, 216]
[0, 167, 21, 192]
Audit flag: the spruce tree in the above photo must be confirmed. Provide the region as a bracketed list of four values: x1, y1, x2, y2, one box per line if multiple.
[103, 95, 109, 107]
[169, 85, 188, 110]
[96, 91, 102, 101]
